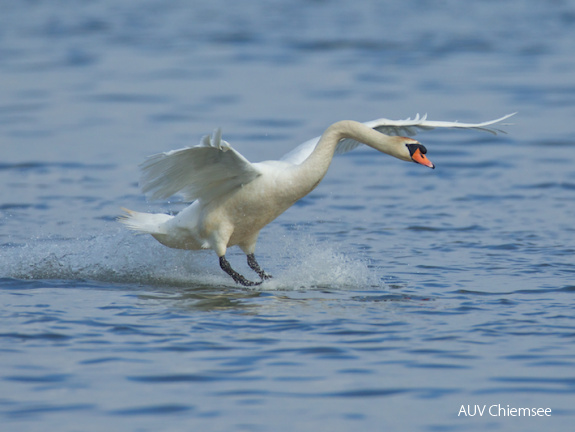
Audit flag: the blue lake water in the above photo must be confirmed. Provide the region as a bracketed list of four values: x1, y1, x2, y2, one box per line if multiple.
[2, 0, 575, 431]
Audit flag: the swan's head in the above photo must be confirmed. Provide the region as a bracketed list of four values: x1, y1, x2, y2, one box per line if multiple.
[392, 137, 435, 169]
[406, 141, 435, 169]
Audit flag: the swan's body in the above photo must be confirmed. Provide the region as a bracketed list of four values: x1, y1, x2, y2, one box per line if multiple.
[120, 114, 514, 285]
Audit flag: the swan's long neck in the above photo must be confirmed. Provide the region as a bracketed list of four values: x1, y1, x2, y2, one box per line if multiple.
[293, 120, 399, 197]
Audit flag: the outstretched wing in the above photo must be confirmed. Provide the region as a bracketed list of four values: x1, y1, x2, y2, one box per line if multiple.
[281, 113, 516, 165]
[140, 128, 261, 202]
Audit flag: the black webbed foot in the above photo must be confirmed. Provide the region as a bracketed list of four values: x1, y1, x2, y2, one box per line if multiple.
[247, 253, 273, 280]
[219, 256, 262, 286]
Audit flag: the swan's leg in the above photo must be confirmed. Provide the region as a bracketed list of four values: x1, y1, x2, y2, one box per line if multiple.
[247, 254, 272, 280]
[219, 256, 261, 287]
[238, 232, 271, 281]
[210, 226, 260, 286]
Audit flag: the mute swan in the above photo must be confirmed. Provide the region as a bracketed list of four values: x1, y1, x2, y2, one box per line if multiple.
[120, 113, 514, 286]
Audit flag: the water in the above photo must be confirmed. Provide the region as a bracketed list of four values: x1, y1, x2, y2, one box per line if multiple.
[1, 0, 575, 430]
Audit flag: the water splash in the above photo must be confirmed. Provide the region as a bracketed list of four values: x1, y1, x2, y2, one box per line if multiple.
[262, 233, 380, 290]
[1, 231, 217, 287]
[1, 229, 381, 290]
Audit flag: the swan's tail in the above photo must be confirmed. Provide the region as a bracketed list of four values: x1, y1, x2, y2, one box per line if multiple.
[118, 208, 172, 235]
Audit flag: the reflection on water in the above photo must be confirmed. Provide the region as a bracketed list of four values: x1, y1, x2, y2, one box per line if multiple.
[139, 287, 264, 313]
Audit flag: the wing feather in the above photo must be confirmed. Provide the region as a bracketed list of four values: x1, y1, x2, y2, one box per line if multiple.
[140, 128, 261, 202]
[281, 113, 516, 164]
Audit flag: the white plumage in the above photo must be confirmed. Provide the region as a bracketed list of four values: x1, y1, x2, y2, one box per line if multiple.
[280, 113, 515, 164]
[139, 128, 261, 203]
[120, 114, 514, 285]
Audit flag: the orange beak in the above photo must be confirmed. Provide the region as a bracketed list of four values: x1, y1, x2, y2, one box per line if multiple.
[412, 148, 435, 169]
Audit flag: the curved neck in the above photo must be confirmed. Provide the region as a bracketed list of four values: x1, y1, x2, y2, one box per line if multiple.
[308, 120, 398, 162]
[292, 120, 398, 196]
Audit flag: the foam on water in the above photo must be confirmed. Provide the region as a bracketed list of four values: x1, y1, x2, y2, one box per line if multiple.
[0, 229, 380, 290]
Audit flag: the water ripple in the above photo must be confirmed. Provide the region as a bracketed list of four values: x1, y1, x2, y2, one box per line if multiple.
[110, 404, 193, 416]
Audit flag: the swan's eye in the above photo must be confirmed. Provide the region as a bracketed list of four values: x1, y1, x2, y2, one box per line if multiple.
[406, 143, 426, 156]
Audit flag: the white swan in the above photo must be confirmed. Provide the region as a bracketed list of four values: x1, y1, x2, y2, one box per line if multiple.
[120, 113, 514, 286]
